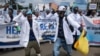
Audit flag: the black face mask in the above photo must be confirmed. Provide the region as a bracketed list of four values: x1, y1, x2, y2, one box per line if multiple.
[52, 10, 56, 14]
[73, 10, 78, 14]
[58, 11, 65, 14]
[58, 11, 65, 17]
[73, 7, 78, 14]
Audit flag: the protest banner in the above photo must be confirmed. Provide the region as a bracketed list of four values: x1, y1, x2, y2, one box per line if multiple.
[0, 19, 57, 48]
[83, 16, 100, 46]
[1, 15, 100, 48]
[36, 19, 57, 41]
[0, 23, 21, 48]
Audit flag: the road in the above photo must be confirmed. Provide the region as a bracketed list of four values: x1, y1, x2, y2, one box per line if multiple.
[0, 43, 100, 56]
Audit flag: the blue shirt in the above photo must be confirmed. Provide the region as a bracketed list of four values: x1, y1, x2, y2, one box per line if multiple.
[28, 19, 36, 41]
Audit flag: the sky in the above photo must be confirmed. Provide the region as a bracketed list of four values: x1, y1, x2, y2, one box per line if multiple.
[0, 0, 88, 7]
[17, 0, 88, 6]
[17, 0, 74, 7]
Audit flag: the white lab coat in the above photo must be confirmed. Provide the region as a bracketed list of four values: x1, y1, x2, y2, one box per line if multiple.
[13, 12, 27, 23]
[1, 9, 9, 23]
[3, 14, 16, 23]
[54, 15, 80, 44]
[19, 16, 40, 47]
[46, 13, 58, 19]
[80, 15, 87, 30]
[2, 8, 8, 15]
[0, 15, 5, 24]
[3, 14, 11, 23]
[67, 13, 82, 35]
[3, 9, 16, 23]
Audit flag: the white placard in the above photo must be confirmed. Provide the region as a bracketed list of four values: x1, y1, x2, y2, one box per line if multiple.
[89, 3, 97, 10]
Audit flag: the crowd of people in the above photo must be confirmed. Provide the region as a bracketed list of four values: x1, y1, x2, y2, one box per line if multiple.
[0, 3, 99, 56]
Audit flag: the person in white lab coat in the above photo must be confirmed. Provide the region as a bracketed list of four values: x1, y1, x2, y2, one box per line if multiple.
[13, 9, 27, 24]
[0, 8, 13, 24]
[78, 9, 86, 27]
[0, 9, 10, 24]
[3, 8, 14, 23]
[19, 10, 41, 56]
[46, 9, 58, 19]
[3, 3, 9, 14]
[12, 9, 27, 32]
[34, 11, 42, 19]
[89, 10, 98, 18]
[0, 10, 5, 24]
[67, 7, 83, 50]
[53, 6, 82, 56]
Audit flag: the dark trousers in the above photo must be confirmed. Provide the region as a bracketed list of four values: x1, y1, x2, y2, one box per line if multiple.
[25, 41, 40, 56]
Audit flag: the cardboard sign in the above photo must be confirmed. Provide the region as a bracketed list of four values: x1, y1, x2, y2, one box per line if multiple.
[51, 3, 58, 11]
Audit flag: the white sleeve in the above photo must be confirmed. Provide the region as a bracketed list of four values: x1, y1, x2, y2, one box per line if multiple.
[46, 13, 52, 19]
[3, 8, 10, 23]
[82, 15, 87, 31]
[67, 15, 80, 29]
[13, 12, 22, 22]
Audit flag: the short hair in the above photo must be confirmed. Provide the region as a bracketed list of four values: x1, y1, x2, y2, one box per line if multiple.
[73, 6, 78, 10]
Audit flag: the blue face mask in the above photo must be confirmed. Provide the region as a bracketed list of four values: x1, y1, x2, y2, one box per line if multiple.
[26, 10, 32, 15]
